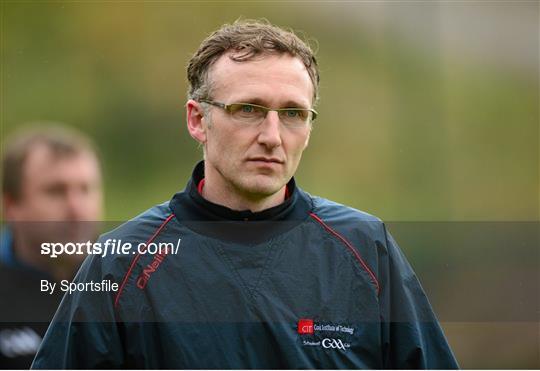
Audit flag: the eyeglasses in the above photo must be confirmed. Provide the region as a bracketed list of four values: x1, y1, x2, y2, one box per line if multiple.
[200, 100, 317, 128]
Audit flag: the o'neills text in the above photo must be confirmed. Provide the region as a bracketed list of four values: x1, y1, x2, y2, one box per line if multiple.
[136, 249, 168, 289]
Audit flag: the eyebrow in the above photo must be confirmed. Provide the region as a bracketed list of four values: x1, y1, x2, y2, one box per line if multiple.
[235, 97, 309, 109]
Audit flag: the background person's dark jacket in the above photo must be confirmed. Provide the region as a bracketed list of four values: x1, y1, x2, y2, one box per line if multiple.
[0, 229, 65, 369]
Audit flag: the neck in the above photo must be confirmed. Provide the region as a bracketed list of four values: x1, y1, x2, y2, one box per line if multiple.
[201, 164, 286, 213]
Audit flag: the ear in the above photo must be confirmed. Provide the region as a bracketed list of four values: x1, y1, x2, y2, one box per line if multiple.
[3, 193, 21, 221]
[186, 99, 208, 144]
[303, 125, 312, 149]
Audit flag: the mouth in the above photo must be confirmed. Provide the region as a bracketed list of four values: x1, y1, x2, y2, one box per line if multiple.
[247, 157, 284, 164]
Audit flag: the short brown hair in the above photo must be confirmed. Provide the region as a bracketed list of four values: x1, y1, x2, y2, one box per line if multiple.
[2, 124, 98, 200]
[187, 19, 320, 104]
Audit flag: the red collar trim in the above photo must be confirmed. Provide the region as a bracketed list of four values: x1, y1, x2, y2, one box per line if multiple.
[197, 178, 205, 195]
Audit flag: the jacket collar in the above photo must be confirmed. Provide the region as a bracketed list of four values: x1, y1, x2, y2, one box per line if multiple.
[185, 160, 299, 221]
[169, 161, 311, 243]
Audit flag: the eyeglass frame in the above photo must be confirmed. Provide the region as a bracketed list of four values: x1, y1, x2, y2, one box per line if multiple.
[199, 99, 318, 126]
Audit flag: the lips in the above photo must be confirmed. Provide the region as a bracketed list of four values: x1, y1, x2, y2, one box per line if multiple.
[247, 157, 284, 164]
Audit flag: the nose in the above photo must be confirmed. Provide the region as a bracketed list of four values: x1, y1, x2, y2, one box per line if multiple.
[65, 187, 91, 221]
[257, 111, 282, 149]
[66, 191, 83, 220]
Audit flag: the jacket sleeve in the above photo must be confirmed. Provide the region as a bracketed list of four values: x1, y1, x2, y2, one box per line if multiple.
[378, 225, 459, 369]
[31, 254, 125, 369]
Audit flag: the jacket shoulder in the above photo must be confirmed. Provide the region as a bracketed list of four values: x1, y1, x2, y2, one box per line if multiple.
[93, 201, 175, 272]
[307, 194, 387, 243]
[100, 201, 174, 243]
[310, 195, 382, 223]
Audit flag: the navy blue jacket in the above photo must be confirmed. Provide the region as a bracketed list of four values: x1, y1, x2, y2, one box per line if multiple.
[32, 162, 458, 369]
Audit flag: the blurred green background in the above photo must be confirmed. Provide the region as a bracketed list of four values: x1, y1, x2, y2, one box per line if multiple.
[1, 1, 538, 368]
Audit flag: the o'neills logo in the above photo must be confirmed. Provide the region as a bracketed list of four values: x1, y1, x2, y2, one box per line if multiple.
[136, 251, 167, 289]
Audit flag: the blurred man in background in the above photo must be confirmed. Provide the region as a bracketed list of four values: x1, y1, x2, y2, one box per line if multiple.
[0, 125, 103, 368]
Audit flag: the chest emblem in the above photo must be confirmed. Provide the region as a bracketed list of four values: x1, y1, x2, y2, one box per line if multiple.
[296, 319, 354, 351]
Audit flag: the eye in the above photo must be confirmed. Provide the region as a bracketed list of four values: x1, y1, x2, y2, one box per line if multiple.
[43, 183, 67, 198]
[240, 105, 255, 113]
[285, 110, 299, 118]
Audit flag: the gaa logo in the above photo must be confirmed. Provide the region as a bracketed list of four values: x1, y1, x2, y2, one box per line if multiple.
[297, 319, 314, 335]
[322, 338, 349, 351]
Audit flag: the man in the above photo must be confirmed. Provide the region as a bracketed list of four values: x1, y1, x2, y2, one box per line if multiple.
[0, 125, 103, 368]
[32, 20, 458, 369]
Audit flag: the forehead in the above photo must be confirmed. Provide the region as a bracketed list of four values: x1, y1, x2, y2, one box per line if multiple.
[208, 52, 314, 107]
[22, 144, 100, 186]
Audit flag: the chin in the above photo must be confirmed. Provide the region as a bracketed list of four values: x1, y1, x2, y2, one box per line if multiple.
[239, 176, 284, 197]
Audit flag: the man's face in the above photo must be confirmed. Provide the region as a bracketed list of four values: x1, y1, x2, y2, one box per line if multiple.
[195, 53, 313, 199]
[6, 144, 103, 222]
